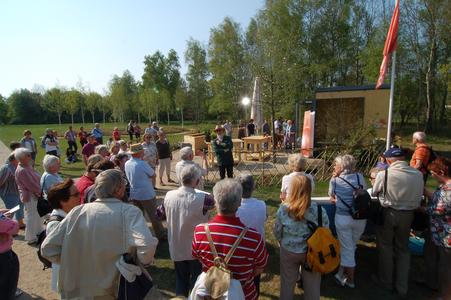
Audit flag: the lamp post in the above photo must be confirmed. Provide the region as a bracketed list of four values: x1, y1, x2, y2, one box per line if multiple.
[242, 96, 250, 120]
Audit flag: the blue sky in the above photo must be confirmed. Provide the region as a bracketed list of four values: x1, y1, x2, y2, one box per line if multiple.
[0, 0, 263, 97]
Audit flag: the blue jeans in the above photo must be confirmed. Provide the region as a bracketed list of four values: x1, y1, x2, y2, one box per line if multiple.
[174, 260, 202, 297]
[1, 195, 24, 221]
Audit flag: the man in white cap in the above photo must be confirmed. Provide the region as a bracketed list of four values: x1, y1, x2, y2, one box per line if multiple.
[175, 146, 207, 189]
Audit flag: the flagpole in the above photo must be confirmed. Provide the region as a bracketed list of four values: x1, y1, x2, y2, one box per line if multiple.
[386, 51, 396, 150]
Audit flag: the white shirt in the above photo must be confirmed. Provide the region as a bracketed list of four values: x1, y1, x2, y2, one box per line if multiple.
[46, 209, 67, 292]
[164, 186, 208, 261]
[281, 172, 315, 197]
[236, 197, 267, 240]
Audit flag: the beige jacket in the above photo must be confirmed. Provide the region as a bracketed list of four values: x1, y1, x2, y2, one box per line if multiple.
[42, 198, 158, 299]
[372, 160, 424, 210]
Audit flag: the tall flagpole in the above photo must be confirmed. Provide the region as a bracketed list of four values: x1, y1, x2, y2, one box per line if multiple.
[386, 51, 396, 150]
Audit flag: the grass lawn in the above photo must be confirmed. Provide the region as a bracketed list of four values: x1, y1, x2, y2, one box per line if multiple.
[1, 123, 449, 299]
[0, 122, 208, 176]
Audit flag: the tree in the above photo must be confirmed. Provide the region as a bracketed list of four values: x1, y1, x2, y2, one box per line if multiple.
[175, 80, 188, 127]
[7, 89, 44, 124]
[208, 17, 248, 120]
[0, 94, 10, 124]
[142, 50, 181, 124]
[85, 91, 102, 123]
[43, 88, 65, 125]
[108, 70, 137, 123]
[185, 38, 210, 122]
[64, 89, 82, 125]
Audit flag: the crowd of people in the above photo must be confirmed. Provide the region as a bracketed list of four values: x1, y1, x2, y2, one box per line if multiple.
[0, 127, 450, 300]
[217, 118, 297, 151]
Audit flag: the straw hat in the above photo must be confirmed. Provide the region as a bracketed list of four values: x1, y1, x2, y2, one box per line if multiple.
[128, 143, 144, 155]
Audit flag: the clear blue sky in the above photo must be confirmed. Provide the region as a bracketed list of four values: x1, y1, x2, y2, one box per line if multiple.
[0, 0, 263, 97]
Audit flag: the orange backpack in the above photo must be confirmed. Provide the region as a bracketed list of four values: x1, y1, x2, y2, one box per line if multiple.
[305, 205, 340, 274]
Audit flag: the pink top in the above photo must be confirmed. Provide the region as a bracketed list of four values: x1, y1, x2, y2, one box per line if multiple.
[15, 164, 41, 203]
[0, 214, 19, 253]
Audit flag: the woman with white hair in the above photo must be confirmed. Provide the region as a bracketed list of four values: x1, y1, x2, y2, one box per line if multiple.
[0, 153, 25, 228]
[142, 133, 158, 187]
[42, 169, 159, 299]
[40, 155, 63, 199]
[14, 148, 43, 244]
[192, 179, 268, 299]
[280, 154, 315, 201]
[328, 154, 366, 288]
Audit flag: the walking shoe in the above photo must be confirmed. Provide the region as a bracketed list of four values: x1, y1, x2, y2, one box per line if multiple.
[334, 273, 346, 287]
[15, 288, 23, 297]
[344, 280, 355, 289]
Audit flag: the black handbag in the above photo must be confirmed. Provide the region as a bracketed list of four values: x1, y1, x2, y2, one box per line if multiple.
[411, 210, 429, 231]
[118, 254, 153, 300]
[37, 176, 52, 217]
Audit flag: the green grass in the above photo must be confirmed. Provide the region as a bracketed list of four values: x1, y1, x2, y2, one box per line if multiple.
[0, 123, 205, 176]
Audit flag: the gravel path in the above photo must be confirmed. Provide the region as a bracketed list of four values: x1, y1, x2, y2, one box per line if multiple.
[0, 140, 58, 299]
[0, 141, 177, 299]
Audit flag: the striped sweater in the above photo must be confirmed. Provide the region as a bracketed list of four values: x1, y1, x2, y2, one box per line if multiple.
[192, 215, 268, 300]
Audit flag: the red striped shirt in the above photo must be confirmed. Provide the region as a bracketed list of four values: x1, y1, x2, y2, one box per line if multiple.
[192, 215, 268, 300]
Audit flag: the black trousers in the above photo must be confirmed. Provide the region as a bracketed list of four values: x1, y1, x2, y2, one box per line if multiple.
[0, 250, 19, 300]
[219, 164, 233, 179]
[174, 260, 202, 297]
[46, 150, 58, 156]
[68, 140, 78, 152]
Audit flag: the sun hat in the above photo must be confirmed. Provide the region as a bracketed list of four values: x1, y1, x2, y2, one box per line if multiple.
[128, 143, 144, 155]
[215, 125, 225, 132]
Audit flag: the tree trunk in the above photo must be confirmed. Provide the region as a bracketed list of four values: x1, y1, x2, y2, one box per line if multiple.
[102, 109, 106, 124]
[91, 112, 95, 124]
[439, 86, 447, 123]
[181, 108, 184, 128]
[138, 111, 141, 124]
[58, 112, 62, 125]
[167, 111, 170, 125]
[424, 36, 437, 133]
[71, 114, 74, 125]
[81, 106, 85, 124]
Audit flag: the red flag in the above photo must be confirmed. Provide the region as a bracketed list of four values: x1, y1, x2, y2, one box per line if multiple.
[376, 0, 400, 89]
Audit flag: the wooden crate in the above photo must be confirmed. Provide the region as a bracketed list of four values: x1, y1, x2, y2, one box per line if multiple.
[184, 133, 206, 154]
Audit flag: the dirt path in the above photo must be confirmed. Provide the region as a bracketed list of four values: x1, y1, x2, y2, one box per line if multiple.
[0, 141, 179, 299]
[0, 141, 57, 299]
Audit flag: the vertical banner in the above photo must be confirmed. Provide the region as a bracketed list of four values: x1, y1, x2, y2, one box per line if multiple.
[301, 111, 315, 158]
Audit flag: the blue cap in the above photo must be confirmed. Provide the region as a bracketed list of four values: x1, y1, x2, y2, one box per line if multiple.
[383, 147, 404, 158]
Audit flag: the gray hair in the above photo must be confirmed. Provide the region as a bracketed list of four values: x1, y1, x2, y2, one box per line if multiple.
[87, 154, 103, 166]
[42, 154, 60, 172]
[14, 148, 31, 161]
[95, 145, 109, 154]
[94, 169, 124, 199]
[413, 131, 426, 142]
[335, 154, 356, 173]
[213, 179, 242, 214]
[288, 154, 306, 172]
[180, 164, 201, 186]
[180, 146, 193, 160]
[236, 174, 254, 198]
